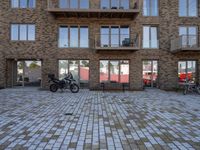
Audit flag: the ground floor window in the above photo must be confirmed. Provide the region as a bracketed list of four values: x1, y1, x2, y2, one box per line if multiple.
[59, 60, 89, 86]
[99, 60, 129, 83]
[143, 60, 158, 87]
[178, 60, 196, 83]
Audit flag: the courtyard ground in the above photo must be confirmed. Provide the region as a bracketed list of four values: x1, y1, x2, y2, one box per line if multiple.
[0, 88, 200, 150]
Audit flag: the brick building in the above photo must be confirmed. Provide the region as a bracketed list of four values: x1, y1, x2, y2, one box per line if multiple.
[0, 0, 200, 90]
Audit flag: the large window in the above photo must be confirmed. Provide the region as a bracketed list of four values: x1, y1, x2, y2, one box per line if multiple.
[100, 26, 129, 47]
[178, 61, 196, 83]
[179, 26, 197, 48]
[11, 0, 36, 8]
[59, 26, 89, 48]
[179, 0, 197, 17]
[143, 26, 158, 48]
[59, 60, 89, 85]
[59, 0, 89, 9]
[143, 0, 158, 16]
[11, 24, 35, 41]
[100, 60, 129, 83]
[101, 0, 130, 9]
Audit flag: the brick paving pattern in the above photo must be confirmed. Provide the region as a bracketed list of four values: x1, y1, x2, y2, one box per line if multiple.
[0, 88, 200, 150]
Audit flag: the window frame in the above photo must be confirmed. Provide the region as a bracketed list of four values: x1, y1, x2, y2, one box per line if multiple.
[59, 0, 90, 9]
[10, 24, 36, 41]
[179, 0, 198, 17]
[100, 0, 130, 9]
[58, 25, 89, 48]
[11, 0, 36, 8]
[143, 0, 159, 16]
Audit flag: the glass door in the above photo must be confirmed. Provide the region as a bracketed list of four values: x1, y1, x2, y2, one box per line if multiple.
[69, 60, 79, 84]
[143, 60, 158, 88]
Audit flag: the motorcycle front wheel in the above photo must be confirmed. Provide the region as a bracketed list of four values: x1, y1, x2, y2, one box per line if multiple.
[70, 84, 79, 93]
[50, 84, 58, 92]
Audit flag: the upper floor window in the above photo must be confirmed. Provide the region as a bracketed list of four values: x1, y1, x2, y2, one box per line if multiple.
[59, 26, 89, 48]
[179, 26, 197, 48]
[143, 26, 158, 48]
[100, 26, 129, 47]
[11, 0, 36, 8]
[143, 0, 158, 16]
[101, 0, 130, 9]
[11, 24, 35, 41]
[179, 0, 197, 17]
[59, 0, 89, 9]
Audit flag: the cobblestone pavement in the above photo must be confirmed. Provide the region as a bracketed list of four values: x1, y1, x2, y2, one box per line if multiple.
[0, 88, 200, 150]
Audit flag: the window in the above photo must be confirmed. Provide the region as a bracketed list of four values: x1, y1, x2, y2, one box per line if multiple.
[101, 0, 130, 9]
[179, 0, 197, 17]
[100, 60, 129, 83]
[58, 60, 90, 84]
[143, 0, 158, 16]
[11, 0, 36, 8]
[100, 26, 129, 47]
[59, 0, 89, 8]
[11, 24, 35, 41]
[59, 26, 89, 48]
[143, 26, 158, 48]
[178, 61, 196, 83]
[179, 26, 197, 48]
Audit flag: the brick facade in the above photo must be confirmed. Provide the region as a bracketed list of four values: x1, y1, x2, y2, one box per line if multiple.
[0, 0, 200, 90]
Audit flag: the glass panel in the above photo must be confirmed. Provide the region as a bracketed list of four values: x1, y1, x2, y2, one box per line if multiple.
[120, 26, 130, 47]
[143, 26, 150, 48]
[69, 60, 79, 83]
[101, 27, 109, 47]
[12, 0, 19, 8]
[188, 27, 197, 47]
[100, 60, 109, 82]
[16, 61, 23, 86]
[143, 61, 152, 87]
[59, 0, 68, 8]
[80, 60, 89, 83]
[70, 0, 78, 8]
[59, 60, 68, 79]
[152, 0, 158, 16]
[59, 27, 68, 47]
[189, 0, 197, 16]
[110, 61, 119, 82]
[187, 61, 196, 83]
[101, 0, 110, 8]
[19, 25, 27, 41]
[20, 0, 27, 8]
[179, 27, 187, 47]
[28, 25, 35, 41]
[111, 0, 119, 8]
[179, 0, 187, 16]
[152, 61, 158, 87]
[111, 26, 119, 47]
[120, 60, 129, 83]
[70, 26, 78, 47]
[24, 61, 41, 86]
[29, 0, 36, 8]
[121, 0, 129, 9]
[143, 0, 150, 16]
[150, 27, 158, 48]
[80, 26, 89, 48]
[11, 24, 19, 40]
[178, 61, 187, 83]
[80, 0, 89, 8]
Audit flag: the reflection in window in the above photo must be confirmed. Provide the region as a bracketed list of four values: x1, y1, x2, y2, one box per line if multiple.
[70, 26, 79, 47]
[143, 0, 158, 16]
[11, 24, 35, 41]
[101, 0, 130, 9]
[100, 60, 129, 83]
[59, 27, 68, 47]
[59, 0, 68, 8]
[70, 0, 78, 8]
[80, 60, 89, 82]
[80, 26, 89, 47]
[179, 0, 197, 17]
[80, 0, 89, 8]
[178, 61, 196, 83]
[111, 26, 119, 47]
[59, 60, 68, 79]
[143, 26, 158, 48]
[12, 0, 35, 8]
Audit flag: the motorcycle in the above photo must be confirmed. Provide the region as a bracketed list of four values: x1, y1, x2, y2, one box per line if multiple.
[48, 73, 79, 93]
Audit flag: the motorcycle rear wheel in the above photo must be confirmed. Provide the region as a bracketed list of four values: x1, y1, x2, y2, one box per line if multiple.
[70, 84, 79, 93]
[50, 84, 58, 92]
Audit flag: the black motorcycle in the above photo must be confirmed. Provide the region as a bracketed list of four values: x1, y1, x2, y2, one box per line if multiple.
[48, 73, 79, 93]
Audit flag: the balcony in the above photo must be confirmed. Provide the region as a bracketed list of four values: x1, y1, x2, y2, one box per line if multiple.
[94, 34, 140, 51]
[47, 0, 140, 19]
[171, 35, 200, 53]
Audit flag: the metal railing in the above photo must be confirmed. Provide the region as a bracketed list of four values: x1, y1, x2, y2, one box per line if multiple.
[171, 35, 198, 52]
[94, 34, 140, 49]
[142, 40, 159, 49]
[47, 0, 140, 10]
